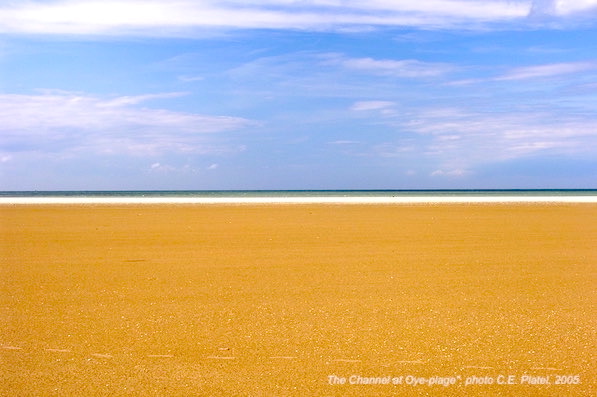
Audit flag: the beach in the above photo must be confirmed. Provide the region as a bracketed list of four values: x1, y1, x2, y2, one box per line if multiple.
[1, 203, 595, 395]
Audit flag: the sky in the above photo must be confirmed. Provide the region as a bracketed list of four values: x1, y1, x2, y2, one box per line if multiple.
[1, 0, 597, 190]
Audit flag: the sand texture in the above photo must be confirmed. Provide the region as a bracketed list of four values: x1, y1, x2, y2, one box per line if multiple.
[1, 204, 595, 395]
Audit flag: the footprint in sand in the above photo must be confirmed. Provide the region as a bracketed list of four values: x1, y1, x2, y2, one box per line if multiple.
[396, 360, 425, 364]
[2, 346, 24, 351]
[91, 353, 113, 359]
[530, 367, 562, 371]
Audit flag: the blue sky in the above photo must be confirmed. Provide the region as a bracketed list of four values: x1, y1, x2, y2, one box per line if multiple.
[1, 0, 596, 190]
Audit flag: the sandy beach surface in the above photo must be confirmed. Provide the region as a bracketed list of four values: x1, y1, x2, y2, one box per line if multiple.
[1, 204, 595, 395]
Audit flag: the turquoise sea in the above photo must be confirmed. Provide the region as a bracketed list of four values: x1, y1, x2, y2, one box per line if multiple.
[1, 189, 596, 198]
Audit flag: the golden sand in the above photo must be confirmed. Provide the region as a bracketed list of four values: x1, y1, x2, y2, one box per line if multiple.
[1, 204, 595, 395]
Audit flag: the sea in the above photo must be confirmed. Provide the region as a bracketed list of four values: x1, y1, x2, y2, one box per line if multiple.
[1, 190, 597, 204]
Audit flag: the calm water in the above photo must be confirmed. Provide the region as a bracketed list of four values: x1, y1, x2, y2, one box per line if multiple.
[1, 190, 596, 198]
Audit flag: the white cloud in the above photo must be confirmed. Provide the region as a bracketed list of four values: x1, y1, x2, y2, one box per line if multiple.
[496, 61, 597, 80]
[447, 61, 597, 85]
[406, 107, 597, 162]
[329, 140, 361, 145]
[531, 0, 597, 16]
[373, 142, 416, 157]
[364, 105, 597, 174]
[178, 75, 205, 82]
[351, 101, 396, 111]
[0, 1, 591, 38]
[225, 52, 450, 100]
[0, 0, 536, 36]
[555, 0, 597, 15]
[338, 56, 455, 78]
[98, 92, 189, 107]
[0, 92, 254, 156]
[430, 168, 469, 177]
[148, 162, 200, 174]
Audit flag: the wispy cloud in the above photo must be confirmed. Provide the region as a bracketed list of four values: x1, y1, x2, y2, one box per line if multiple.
[404, 107, 597, 162]
[351, 101, 396, 112]
[496, 61, 597, 80]
[0, 0, 538, 36]
[149, 162, 202, 174]
[178, 75, 205, 83]
[430, 168, 469, 177]
[447, 61, 597, 85]
[318, 53, 455, 79]
[530, 0, 597, 17]
[339, 57, 455, 78]
[329, 140, 361, 145]
[0, 92, 254, 156]
[356, 105, 597, 176]
[224, 52, 453, 103]
[98, 92, 189, 107]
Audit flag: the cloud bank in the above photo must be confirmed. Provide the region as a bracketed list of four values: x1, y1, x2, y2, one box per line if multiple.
[349, 100, 597, 176]
[0, 92, 253, 156]
[2, 0, 593, 36]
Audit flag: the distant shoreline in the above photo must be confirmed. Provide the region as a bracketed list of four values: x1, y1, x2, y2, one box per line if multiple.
[2, 196, 597, 204]
[2, 189, 597, 204]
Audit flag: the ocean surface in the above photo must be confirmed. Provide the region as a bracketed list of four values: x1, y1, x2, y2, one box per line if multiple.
[2, 189, 597, 197]
[1, 190, 597, 204]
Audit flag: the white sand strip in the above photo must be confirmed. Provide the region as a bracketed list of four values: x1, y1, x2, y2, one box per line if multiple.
[463, 365, 494, 369]
[45, 348, 72, 353]
[1, 196, 597, 205]
[2, 346, 23, 350]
